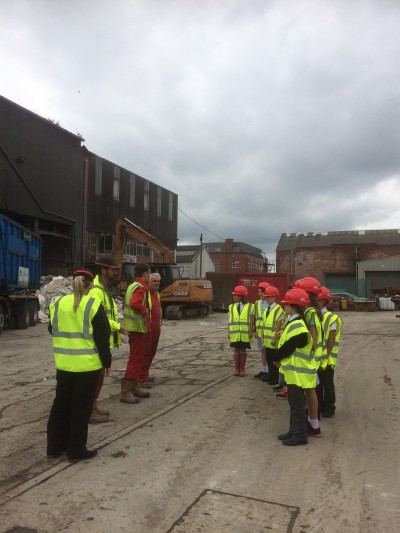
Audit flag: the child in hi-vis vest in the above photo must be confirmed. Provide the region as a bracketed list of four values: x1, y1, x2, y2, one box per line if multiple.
[228, 285, 254, 377]
[273, 288, 315, 446]
[317, 287, 343, 418]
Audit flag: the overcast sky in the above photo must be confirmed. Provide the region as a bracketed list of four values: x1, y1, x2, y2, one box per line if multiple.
[2, 0, 400, 259]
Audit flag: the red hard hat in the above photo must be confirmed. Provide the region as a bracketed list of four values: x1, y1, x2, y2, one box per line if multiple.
[294, 277, 322, 295]
[318, 286, 333, 301]
[232, 285, 248, 296]
[257, 282, 270, 291]
[264, 285, 279, 297]
[281, 288, 310, 307]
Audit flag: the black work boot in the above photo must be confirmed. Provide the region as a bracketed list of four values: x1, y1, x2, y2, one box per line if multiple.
[278, 430, 293, 441]
[282, 435, 308, 446]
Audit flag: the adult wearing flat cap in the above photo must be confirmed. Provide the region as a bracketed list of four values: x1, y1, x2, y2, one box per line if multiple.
[88, 256, 128, 422]
[47, 269, 111, 461]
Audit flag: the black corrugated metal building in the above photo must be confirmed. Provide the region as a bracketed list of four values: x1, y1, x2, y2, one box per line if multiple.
[85, 151, 178, 262]
[0, 96, 85, 274]
[0, 95, 179, 274]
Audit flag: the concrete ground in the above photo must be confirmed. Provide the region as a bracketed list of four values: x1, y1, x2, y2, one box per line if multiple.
[0, 311, 399, 532]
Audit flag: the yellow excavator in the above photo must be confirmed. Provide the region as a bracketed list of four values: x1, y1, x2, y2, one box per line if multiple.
[113, 216, 213, 319]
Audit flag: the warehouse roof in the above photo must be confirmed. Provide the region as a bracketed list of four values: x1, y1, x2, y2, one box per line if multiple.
[176, 245, 201, 262]
[277, 229, 400, 251]
[205, 242, 263, 258]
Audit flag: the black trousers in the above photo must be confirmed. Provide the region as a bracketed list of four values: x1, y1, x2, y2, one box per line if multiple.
[47, 369, 100, 456]
[287, 384, 307, 439]
[265, 348, 279, 382]
[317, 366, 336, 414]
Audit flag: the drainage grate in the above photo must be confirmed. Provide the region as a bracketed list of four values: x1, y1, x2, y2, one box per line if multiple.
[166, 489, 299, 533]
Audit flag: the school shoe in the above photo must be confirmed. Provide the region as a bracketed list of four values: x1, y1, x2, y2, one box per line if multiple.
[321, 410, 335, 418]
[253, 371, 264, 379]
[306, 421, 322, 438]
[260, 373, 272, 382]
[278, 430, 293, 441]
[68, 448, 98, 461]
[276, 386, 288, 400]
[282, 436, 308, 446]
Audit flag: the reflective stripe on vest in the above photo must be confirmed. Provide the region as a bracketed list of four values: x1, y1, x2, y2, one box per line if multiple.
[229, 303, 254, 343]
[124, 281, 148, 333]
[262, 304, 284, 348]
[50, 295, 102, 372]
[278, 319, 316, 388]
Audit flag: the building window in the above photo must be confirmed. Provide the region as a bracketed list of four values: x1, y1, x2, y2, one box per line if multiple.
[95, 156, 102, 196]
[98, 235, 113, 253]
[213, 260, 220, 272]
[144, 181, 150, 211]
[168, 192, 173, 221]
[129, 173, 135, 208]
[157, 187, 162, 217]
[125, 238, 136, 256]
[232, 261, 240, 269]
[113, 166, 120, 201]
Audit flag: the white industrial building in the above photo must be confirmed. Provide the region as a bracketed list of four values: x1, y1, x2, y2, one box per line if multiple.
[176, 245, 215, 279]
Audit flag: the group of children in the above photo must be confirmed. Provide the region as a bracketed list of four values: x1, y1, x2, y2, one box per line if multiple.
[227, 278, 342, 446]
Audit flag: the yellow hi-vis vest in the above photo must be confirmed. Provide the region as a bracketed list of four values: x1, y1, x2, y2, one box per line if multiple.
[148, 290, 162, 326]
[49, 295, 103, 372]
[228, 303, 254, 343]
[279, 318, 316, 388]
[89, 275, 121, 348]
[304, 307, 324, 370]
[322, 311, 343, 369]
[262, 304, 284, 349]
[124, 281, 148, 333]
[254, 300, 267, 337]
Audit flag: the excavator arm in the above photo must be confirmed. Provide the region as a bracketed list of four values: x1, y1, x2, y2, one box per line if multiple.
[113, 216, 175, 264]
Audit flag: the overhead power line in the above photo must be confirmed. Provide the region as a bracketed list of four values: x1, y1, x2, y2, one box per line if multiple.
[178, 208, 225, 241]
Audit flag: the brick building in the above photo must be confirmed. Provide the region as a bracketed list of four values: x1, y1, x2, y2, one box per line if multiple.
[205, 239, 268, 273]
[276, 230, 400, 285]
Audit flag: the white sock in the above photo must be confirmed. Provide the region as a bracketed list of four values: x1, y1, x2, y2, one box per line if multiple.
[308, 417, 320, 429]
[261, 366, 267, 372]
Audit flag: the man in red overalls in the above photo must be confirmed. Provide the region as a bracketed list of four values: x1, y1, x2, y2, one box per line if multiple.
[140, 272, 162, 384]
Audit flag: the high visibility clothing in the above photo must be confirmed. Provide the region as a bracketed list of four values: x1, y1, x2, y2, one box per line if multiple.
[321, 311, 342, 368]
[228, 303, 254, 343]
[262, 304, 284, 348]
[279, 319, 315, 388]
[304, 307, 324, 369]
[148, 289, 162, 326]
[49, 295, 103, 373]
[89, 275, 121, 348]
[124, 281, 148, 333]
[254, 300, 267, 337]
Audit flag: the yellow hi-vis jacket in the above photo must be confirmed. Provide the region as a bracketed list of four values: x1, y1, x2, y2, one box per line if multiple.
[124, 281, 148, 333]
[304, 307, 325, 370]
[89, 275, 121, 348]
[262, 304, 284, 349]
[49, 294, 103, 372]
[228, 303, 254, 343]
[321, 311, 343, 369]
[254, 300, 267, 337]
[148, 289, 162, 326]
[279, 318, 315, 388]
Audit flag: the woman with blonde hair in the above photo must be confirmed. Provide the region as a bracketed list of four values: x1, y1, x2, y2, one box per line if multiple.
[47, 269, 111, 461]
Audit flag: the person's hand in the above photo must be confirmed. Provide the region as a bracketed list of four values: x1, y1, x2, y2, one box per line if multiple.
[271, 337, 277, 345]
[104, 367, 112, 377]
[119, 325, 129, 335]
[273, 361, 280, 368]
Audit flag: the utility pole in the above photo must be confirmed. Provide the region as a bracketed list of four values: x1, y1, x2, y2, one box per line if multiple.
[199, 233, 203, 278]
